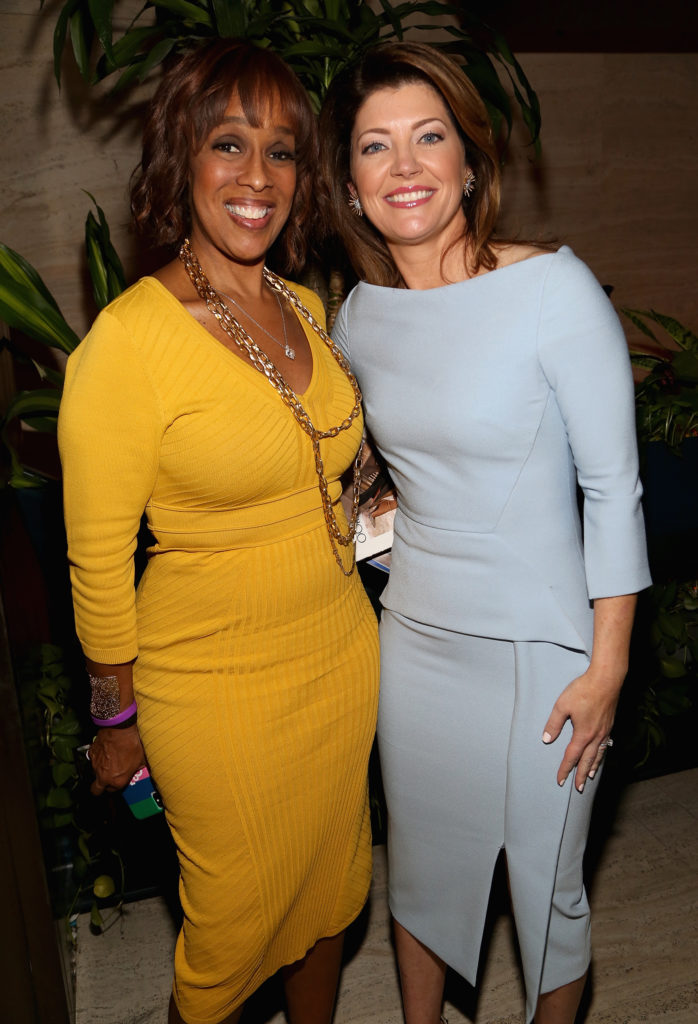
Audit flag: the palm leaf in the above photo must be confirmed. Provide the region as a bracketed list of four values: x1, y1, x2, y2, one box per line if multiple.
[1, 388, 63, 488]
[212, 0, 248, 36]
[52, 0, 82, 86]
[88, 0, 115, 61]
[44, 0, 542, 150]
[648, 311, 698, 354]
[0, 273, 79, 354]
[150, 0, 212, 25]
[83, 193, 127, 310]
[4, 389, 63, 423]
[622, 307, 661, 345]
[0, 244, 64, 315]
[69, 7, 93, 81]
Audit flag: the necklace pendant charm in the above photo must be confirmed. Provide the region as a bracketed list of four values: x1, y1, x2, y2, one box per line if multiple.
[285, 345, 296, 360]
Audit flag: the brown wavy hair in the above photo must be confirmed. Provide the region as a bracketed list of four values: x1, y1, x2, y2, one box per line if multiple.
[130, 39, 318, 273]
[318, 41, 501, 287]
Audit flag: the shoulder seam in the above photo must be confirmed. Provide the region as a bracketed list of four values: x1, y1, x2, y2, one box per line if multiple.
[94, 307, 168, 432]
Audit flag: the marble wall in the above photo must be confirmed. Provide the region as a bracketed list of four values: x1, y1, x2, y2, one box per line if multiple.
[1, 2, 697, 343]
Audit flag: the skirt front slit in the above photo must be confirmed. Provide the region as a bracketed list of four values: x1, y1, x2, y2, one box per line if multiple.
[378, 610, 596, 1022]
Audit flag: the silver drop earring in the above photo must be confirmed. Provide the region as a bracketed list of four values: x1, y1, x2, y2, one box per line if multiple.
[463, 170, 476, 198]
[348, 192, 363, 216]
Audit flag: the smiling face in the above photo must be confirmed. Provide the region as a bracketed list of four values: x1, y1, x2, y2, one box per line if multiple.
[187, 90, 298, 274]
[349, 81, 468, 259]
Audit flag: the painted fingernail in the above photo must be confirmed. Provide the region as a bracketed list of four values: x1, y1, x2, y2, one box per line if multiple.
[577, 782, 585, 793]
[558, 779, 565, 787]
[588, 769, 596, 779]
[542, 732, 552, 744]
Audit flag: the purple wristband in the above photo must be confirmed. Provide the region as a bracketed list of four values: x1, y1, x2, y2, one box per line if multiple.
[91, 699, 138, 728]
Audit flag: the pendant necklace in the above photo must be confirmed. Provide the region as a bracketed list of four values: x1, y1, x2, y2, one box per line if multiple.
[218, 284, 296, 360]
[178, 239, 363, 576]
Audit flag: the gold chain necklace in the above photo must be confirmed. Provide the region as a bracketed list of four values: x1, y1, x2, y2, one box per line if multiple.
[178, 239, 363, 576]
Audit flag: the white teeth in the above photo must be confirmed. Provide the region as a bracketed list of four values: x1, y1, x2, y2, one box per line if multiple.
[225, 203, 270, 220]
[385, 189, 433, 203]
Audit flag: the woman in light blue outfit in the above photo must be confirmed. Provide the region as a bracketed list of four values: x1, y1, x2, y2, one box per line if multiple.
[319, 42, 650, 1024]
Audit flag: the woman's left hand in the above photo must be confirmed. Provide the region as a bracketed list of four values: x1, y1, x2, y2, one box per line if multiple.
[542, 665, 621, 791]
[542, 593, 638, 792]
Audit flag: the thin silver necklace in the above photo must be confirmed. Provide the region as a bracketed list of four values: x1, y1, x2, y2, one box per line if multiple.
[218, 284, 296, 360]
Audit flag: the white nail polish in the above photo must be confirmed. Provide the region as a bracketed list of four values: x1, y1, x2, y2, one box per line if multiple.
[542, 731, 552, 744]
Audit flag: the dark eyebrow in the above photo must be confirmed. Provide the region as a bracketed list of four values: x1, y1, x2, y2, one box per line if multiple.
[218, 115, 295, 136]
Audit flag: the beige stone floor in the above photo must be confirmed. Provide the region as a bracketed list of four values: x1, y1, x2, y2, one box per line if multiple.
[75, 768, 698, 1024]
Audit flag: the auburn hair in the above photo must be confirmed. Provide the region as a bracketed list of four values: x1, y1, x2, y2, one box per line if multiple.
[130, 39, 318, 273]
[318, 41, 501, 287]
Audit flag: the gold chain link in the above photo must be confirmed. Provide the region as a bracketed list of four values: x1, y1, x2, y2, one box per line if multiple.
[179, 240, 363, 576]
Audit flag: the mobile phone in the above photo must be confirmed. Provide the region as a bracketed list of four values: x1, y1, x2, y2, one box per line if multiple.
[78, 744, 164, 818]
[122, 765, 164, 819]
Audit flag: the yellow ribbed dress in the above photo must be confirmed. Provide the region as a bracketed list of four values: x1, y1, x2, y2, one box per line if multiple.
[58, 277, 379, 1024]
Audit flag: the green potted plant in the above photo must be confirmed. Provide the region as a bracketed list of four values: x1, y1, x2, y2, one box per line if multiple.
[623, 308, 698, 578]
[618, 308, 698, 772]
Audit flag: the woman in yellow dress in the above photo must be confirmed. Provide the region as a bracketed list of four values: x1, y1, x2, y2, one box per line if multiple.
[58, 40, 379, 1024]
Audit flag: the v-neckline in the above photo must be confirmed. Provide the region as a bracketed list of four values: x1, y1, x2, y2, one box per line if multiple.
[142, 275, 319, 400]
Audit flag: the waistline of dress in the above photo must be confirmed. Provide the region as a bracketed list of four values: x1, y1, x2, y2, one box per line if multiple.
[147, 483, 342, 551]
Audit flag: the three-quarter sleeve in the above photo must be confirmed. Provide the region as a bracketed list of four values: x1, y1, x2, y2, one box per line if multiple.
[58, 311, 163, 663]
[536, 250, 651, 599]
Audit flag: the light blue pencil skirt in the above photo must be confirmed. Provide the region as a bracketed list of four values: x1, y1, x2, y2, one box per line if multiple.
[378, 610, 600, 1022]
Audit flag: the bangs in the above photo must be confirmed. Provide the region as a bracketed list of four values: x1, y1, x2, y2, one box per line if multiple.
[189, 48, 312, 158]
[131, 39, 318, 264]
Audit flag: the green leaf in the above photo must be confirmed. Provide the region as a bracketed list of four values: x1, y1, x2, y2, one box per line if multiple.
[87, 0, 114, 62]
[630, 354, 663, 370]
[46, 785, 73, 809]
[52, 761, 76, 786]
[376, 0, 405, 39]
[53, 711, 82, 736]
[85, 214, 109, 310]
[134, 37, 178, 83]
[3, 389, 62, 427]
[83, 194, 126, 309]
[31, 360, 65, 388]
[90, 900, 104, 930]
[37, 694, 61, 717]
[69, 8, 93, 81]
[659, 656, 688, 678]
[212, 0, 247, 36]
[150, 0, 212, 26]
[671, 350, 698, 383]
[50, 811, 74, 829]
[0, 244, 64, 315]
[648, 310, 698, 353]
[53, 736, 80, 763]
[657, 608, 684, 641]
[656, 689, 692, 715]
[78, 833, 92, 862]
[622, 308, 661, 344]
[0, 275, 80, 354]
[53, 0, 82, 86]
[100, 26, 165, 72]
[282, 39, 351, 59]
[73, 854, 88, 880]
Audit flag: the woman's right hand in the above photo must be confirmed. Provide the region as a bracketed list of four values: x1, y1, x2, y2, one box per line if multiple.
[88, 724, 145, 795]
